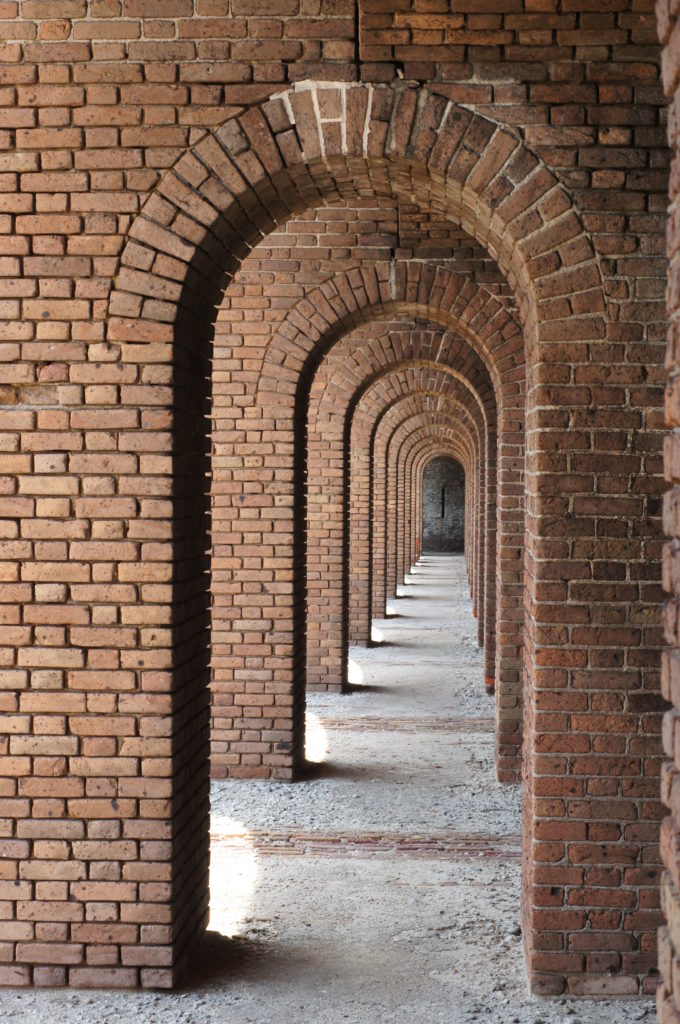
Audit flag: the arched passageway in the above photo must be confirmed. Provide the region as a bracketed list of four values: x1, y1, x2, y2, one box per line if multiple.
[0, 52, 666, 1011]
[97, 80, 663, 996]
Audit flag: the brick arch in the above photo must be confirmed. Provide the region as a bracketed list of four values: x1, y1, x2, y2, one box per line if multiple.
[356, 387, 487, 672]
[307, 351, 488, 692]
[270, 277, 521, 707]
[379, 413, 480, 596]
[98, 79, 613, 988]
[354, 379, 484, 581]
[310, 323, 497, 430]
[412, 445, 474, 583]
[382, 406, 483, 619]
[111, 82, 603, 363]
[308, 328, 495, 648]
[353, 354, 520, 722]
[347, 364, 490, 633]
[391, 422, 480, 608]
[386, 418, 481, 634]
[106, 81, 596, 781]
[367, 397, 484, 652]
[415, 447, 470, 552]
[303, 311, 505, 668]
[411, 443, 474, 575]
[406, 444, 475, 604]
[257, 263, 512, 402]
[348, 381, 478, 631]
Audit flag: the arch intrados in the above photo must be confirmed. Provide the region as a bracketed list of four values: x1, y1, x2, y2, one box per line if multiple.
[169, 109, 596, 322]
[310, 326, 498, 442]
[386, 414, 482, 483]
[372, 391, 485, 461]
[421, 451, 467, 477]
[395, 417, 479, 465]
[358, 366, 492, 430]
[412, 441, 474, 483]
[394, 422, 480, 501]
[397, 433, 477, 508]
[346, 359, 494, 436]
[414, 447, 472, 490]
[311, 323, 498, 403]
[299, 151, 604, 339]
[380, 415, 481, 484]
[303, 302, 509, 405]
[259, 283, 516, 405]
[356, 386, 486, 491]
[111, 82, 605, 426]
[381, 419, 481, 485]
[383, 416, 480, 510]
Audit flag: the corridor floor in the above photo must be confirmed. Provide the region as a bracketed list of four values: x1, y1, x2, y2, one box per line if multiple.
[1, 555, 655, 1023]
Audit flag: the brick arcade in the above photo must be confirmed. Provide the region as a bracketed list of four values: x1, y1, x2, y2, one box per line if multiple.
[0, 0, 678, 1011]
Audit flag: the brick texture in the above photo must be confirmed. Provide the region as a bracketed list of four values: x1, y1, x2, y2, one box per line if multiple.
[422, 455, 464, 552]
[657, 1, 680, 1020]
[0, 0, 668, 1000]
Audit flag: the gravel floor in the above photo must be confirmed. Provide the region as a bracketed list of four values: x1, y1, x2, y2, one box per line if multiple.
[1, 554, 656, 1024]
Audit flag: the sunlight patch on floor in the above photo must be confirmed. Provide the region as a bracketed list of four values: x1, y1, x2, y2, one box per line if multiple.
[209, 815, 257, 937]
[347, 658, 365, 685]
[305, 711, 329, 763]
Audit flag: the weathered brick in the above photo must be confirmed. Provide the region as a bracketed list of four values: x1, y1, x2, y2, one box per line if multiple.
[0, 2, 668, 1003]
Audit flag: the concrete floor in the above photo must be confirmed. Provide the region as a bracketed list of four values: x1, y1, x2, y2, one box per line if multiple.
[2, 555, 656, 1023]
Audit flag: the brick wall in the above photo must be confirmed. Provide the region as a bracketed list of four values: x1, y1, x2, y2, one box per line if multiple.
[0, 0, 669, 997]
[655, 3, 680, 1022]
[422, 454, 464, 552]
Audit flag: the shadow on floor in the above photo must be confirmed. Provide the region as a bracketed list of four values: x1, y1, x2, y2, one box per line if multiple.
[184, 931, 282, 987]
[297, 759, 394, 782]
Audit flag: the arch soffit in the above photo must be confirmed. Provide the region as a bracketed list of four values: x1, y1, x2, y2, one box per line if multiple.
[384, 407, 483, 466]
[399, 419, 479, 463]
[421, 451, 467, 477]
[410, 438, 475, 479]
[259, 268, 518, 404]
[346, 359, 495, 436]
[109, 83, 604, 382]
[371, 390, 486, 459]
[311, 327, 497, 423]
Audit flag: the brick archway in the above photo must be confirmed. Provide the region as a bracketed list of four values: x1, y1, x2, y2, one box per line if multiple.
[346, 369, 489, 651]
[101, 81, 611, 992]
[307, 333, 494, 693]
[413, 447, 472, 577]
[415, 449, 469, 555]
[261, 273, 522, 752]
[410, 445, 474, 577]
[7, 79, 635, 993]
[381, 407, 483, 625]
